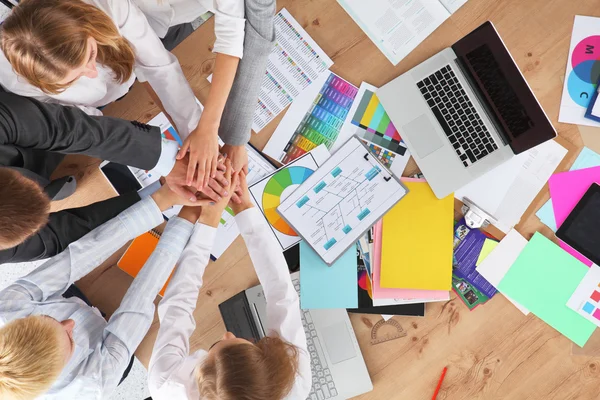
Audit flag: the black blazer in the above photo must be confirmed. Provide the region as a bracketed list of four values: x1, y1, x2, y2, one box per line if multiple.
[0, 91, 163, 263]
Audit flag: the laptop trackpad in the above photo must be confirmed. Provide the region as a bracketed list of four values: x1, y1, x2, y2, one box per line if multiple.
[321, 322, 356, 364]
[403, 115, 444, 158]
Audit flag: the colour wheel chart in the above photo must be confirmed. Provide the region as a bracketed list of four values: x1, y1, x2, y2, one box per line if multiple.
[249, 152, 320, 250]
[262, 166, 314, 236]
[281, 72, 358, 164]
[559, 16, 600, 127]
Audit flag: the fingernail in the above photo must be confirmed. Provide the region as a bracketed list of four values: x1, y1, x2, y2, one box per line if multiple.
[224, 191, 229, 196]
[210, 202, 215, 205]
[187, 180, 192, 186]
[190, 197, 197, 202]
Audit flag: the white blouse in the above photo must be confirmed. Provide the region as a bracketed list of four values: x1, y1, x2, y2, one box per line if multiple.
[134, 0, 246, 59]
[147, 208, 312, 400]
[0, 0, 202, 139]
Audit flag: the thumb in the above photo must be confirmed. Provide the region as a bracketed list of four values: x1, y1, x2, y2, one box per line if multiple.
[177, 140, 190, 160]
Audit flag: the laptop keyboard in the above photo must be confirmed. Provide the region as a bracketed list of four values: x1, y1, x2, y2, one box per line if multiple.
[293, 278, 339, 399]
[416, 65, 498, 167]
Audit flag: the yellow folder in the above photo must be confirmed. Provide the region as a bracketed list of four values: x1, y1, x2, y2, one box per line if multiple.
[380, 180, 453, 290]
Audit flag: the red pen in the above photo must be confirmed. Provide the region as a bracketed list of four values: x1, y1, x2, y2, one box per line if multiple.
[431, 366, 448, 400]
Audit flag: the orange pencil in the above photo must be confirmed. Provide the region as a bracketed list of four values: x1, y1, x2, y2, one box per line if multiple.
[431, 366, 448, 400]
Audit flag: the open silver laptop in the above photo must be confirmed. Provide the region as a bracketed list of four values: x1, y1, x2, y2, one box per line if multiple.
[377, 21, 556, 199]
[219, 272, 373, 400]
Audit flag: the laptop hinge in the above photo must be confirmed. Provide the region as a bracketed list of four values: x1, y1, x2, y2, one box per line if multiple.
[455, 57, 511, 146]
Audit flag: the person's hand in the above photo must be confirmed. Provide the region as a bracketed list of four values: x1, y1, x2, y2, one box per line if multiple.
[177, 120, 220, 191]
[166, 155, 227, 203]
[229, 171, 254, 215]
[221, 144, 249, 174]
[151, 182, 213, 212]
[178, 206, 203, 224]
[199, 160, 240, 227]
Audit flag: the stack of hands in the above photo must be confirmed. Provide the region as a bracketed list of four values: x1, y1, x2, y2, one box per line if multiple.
[165, 146, 248, 205]
[156, 155, 254, 226]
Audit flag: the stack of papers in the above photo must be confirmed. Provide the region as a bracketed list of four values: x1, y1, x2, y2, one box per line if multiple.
[380, 179, 454, 290]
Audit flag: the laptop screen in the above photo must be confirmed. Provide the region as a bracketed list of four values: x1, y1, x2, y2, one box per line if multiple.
[452, 22, 556, 154]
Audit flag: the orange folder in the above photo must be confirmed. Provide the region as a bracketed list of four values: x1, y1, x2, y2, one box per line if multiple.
[118, 231, 172, 296]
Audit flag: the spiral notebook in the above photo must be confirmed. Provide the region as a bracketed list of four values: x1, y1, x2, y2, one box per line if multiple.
[117, 230, 171, 297]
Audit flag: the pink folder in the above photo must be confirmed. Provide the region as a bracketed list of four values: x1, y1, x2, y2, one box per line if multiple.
[548, 166, 600, 266]
[371, 219, 449, 301]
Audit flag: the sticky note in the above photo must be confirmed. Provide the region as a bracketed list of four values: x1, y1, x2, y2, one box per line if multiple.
[476, 239, 499, 266]
[300, 242, 358, 309]
[498, 233, 596, 347]
[380, 180, 453, 290]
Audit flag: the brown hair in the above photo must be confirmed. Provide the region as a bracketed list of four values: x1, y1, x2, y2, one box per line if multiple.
[0, 0, 135, 94]
[197, 336, 300, 400]
[0, 168, 50, 250]
[0, 316, 65, 400]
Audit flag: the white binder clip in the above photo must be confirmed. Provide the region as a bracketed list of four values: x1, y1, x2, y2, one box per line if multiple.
[461, 197, 498, 229]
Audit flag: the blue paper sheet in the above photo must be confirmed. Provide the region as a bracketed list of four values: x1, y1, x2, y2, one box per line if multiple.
[300, 242, 358, 309]
[536, 147, 600, 231]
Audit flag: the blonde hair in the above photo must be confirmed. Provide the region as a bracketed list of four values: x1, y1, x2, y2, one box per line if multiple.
[0, 316, 65, 400]
[197, 336, 299, 400]
[0, 168, 50, 250]
[0, 0, 135, 94]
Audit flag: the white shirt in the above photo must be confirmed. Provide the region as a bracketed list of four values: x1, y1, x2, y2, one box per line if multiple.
[148, 207, 312, 400]
[134, 0, 246, 58]
[0, 0, 202, 139]
[0, 198, 196, 399]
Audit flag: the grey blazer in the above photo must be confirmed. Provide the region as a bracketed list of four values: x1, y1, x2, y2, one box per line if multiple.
[218, 0, 276, 146]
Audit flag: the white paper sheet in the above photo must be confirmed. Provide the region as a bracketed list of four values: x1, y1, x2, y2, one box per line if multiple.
[558, 16, 600, 127]
[567, 264, 600, 327]
[455, 140, 567, 233]
[251, 9, 333, 133]
[475, 229, 530, 315]
[278, 137, 409, 264]
[336, 0, 451, 65]
[438, 0, 468, 13]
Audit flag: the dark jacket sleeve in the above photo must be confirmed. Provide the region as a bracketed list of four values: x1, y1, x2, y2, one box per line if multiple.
[0, 192, 141, 264]
[218, 0, 276, 145]
[0, 91, 162, 170]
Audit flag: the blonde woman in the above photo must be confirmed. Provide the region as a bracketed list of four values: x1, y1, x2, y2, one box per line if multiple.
[148, 171, 311, 400]
[0, 0, 252, 190]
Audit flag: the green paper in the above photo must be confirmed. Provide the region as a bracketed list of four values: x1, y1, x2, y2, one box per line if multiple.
[498, 233, 596, 347]
[476, 239, 499, 266]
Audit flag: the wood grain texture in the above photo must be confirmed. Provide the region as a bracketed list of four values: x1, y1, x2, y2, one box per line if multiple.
[56, 0, 600, 398]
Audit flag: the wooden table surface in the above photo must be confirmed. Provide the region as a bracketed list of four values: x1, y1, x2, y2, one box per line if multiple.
[52, 0, 600, 398]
